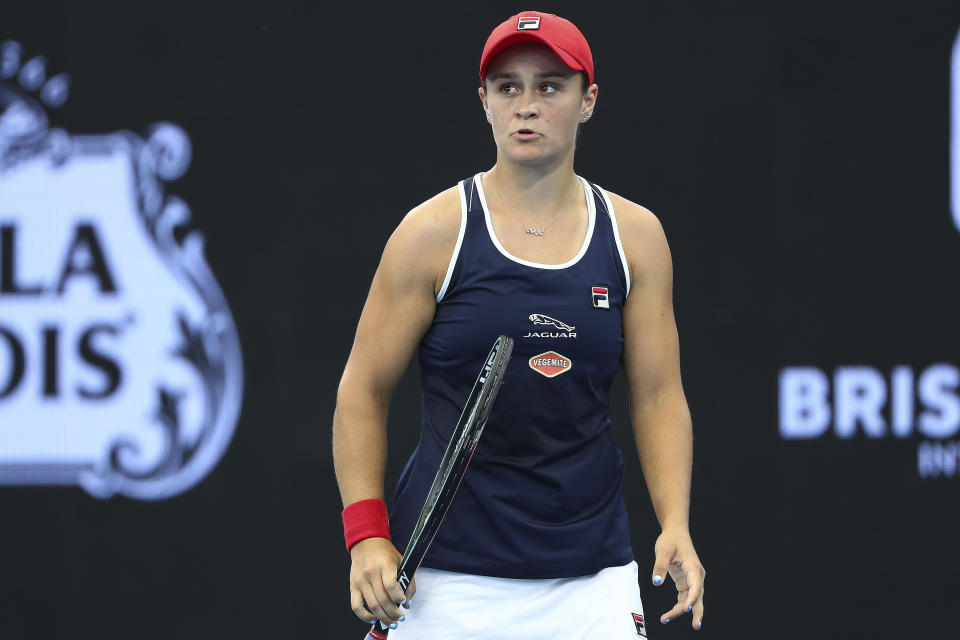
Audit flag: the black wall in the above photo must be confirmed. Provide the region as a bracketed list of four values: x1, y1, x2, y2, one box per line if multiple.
[1, 1, 959, 638]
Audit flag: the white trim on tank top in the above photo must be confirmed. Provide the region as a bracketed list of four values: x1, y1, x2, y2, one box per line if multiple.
[435, 181, 469, 302]
[473, 171, 596, 270]
[595, 184, 632, 297]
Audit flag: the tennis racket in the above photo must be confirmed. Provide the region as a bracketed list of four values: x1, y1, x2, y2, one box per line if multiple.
[364, 334, 514, 639]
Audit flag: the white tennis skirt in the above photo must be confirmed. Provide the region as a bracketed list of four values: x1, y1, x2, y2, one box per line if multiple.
[378, 560, 647, 639]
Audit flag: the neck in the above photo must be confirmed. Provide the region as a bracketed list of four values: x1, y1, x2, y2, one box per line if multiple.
[485, 149, 579, 221]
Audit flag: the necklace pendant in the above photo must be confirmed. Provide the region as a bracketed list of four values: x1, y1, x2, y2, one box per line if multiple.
[526, 228, 545, 236]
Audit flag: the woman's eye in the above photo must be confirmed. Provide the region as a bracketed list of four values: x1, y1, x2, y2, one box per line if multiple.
[540, 83, 558, 93]
[500, 84, 518, 95]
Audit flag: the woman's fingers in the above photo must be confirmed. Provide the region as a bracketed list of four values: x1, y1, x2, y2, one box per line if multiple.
[659, 589, 689, 624]
[382, 569, 410, 617]
[691, 584, 704, 630]
[351, 587, 376, 624]
[659, 583, 704, 628]
[359, 567, 403, 626]
[348, 538, 411, 628]
[403, 576, 418, 608]
[683, 564, 705, 611]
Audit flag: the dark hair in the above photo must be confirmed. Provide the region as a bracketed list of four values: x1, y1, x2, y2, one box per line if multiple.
[573, 71, 590, 94]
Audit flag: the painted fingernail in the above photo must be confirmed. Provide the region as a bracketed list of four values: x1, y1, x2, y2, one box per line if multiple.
[664, 618, 670, 624]
[698, 621, 703, 629]
[401, 599, 407, 605]
[687, 605, 693, 612]
[389, 623, 398, 630]
[653, 575, 663, 585]
[399, 616, 406, 622]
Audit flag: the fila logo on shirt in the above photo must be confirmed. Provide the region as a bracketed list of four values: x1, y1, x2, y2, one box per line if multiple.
[517, 16, 541, 30]
[524, 313, 576, 339]
[592, 286, 610, 309]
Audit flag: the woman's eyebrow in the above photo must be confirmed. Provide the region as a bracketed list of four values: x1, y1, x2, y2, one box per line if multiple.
[488, 71, 572, 81]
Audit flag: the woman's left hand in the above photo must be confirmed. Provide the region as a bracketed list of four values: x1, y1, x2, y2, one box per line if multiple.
[651, 527, 705, 630]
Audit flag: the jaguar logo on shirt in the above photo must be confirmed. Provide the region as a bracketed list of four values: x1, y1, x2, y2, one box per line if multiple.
[529, 351, 572, 378]
[524, 313, 576, 338]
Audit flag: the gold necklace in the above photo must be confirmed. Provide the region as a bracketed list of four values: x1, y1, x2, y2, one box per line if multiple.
[484, 173, 579, 237]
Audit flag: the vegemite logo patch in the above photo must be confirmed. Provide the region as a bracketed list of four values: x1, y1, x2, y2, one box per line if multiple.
[528, 351, 572, 378]
[0, 41, 243, 500]
[632, 612, 646, 636]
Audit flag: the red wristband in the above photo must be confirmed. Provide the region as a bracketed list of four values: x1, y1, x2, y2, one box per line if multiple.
[342, 498, 391, 552]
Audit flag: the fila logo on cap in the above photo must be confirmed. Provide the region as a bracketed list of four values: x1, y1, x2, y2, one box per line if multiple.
[592, 286, 609, 309]
[517, 16, 541, 30]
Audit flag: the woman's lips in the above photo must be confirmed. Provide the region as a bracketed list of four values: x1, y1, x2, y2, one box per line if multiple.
[511, 130, 541, 141]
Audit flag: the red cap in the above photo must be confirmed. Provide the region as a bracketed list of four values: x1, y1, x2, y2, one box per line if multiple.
[479, 11, 594, 85]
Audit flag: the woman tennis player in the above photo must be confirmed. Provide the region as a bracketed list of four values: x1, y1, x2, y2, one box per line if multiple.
[333, 10, 705, 638]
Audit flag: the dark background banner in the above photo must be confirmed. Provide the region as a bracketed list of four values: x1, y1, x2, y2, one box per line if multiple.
[1, 1, 959, 638]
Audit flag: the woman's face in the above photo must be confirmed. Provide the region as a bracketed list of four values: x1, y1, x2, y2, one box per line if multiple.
[479, 43, 597, 167]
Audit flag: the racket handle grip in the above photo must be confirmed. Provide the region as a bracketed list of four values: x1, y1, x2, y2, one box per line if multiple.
[364, 621, 389, 639]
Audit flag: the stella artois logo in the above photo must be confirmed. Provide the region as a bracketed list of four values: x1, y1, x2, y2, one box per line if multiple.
[0, 40, 243, 500]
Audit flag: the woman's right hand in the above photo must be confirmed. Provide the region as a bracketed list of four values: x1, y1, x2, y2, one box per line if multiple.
[349, 537, 416, 627]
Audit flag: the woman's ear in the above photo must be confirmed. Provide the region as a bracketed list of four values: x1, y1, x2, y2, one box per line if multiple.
[478, 86, 493, 123]
[583, 83, 598, 112]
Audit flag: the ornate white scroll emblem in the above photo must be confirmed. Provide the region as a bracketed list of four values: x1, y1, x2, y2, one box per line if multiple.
[0, 41, 243, 500]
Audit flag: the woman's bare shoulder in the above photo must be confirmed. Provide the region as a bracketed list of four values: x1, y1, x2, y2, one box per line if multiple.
[381, 184, 464, 294]
[602, 190, 672, 283]
[396, 185, 462, 241]
[603, 190, 662, 237]
[389, 185, 461, 257]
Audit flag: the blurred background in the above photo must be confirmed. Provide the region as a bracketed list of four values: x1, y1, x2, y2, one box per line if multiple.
[1, 1, 959, 638]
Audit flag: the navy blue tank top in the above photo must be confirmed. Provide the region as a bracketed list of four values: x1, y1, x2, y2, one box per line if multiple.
[389, 173, 635, 579]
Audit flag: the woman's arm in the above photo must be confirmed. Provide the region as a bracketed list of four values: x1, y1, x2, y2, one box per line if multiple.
[611, 192, 706, 631]
[333, 186, 461, 627]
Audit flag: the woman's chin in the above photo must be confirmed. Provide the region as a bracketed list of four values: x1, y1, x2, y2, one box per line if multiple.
[500, 145, 568, 167]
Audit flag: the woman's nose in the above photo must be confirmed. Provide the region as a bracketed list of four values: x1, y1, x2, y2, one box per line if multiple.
[515, 101, 539, 119]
